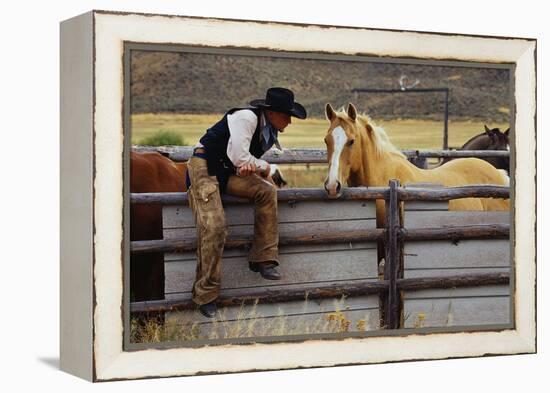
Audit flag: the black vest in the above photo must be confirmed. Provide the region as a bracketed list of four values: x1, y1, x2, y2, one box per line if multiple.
[199, 107, 272, 193]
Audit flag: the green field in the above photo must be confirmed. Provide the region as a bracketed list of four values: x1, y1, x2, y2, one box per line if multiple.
[132, 113, 508, 150]
[131, 113, 509, 188]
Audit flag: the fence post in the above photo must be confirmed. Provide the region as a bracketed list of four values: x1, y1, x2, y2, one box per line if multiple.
[384, 179, 402, 329]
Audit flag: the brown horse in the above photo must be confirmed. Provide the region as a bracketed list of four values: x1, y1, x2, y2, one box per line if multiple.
[323, 103, 509, 227]
[130, 151, 187, 302]
[439, 125, 510, 173]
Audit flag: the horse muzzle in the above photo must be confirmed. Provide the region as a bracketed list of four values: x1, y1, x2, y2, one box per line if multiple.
[324, 179, 342, 198]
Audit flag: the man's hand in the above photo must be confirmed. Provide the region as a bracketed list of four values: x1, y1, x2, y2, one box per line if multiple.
[236, 163, 257, 176]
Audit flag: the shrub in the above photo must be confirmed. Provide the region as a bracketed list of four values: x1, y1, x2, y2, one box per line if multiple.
[139, 130, 185, 146]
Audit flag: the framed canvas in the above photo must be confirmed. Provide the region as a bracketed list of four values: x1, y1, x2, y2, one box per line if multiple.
[60, 10, 536, 382]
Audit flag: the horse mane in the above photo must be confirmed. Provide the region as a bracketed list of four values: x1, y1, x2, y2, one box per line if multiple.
[336, 109, 404, 158]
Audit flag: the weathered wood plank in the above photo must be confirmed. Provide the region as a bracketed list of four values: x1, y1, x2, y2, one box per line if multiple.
[403, 296, 510, 328]
[403, 201, 448, 211]
[164, 220, 377, 241]
[400, 225, 509, 241]
[402, 284, 510, 299]
[165, 248, 379, 293]
[165, 242, 377, 261]
[404, 266, 510, 279]
[404, 210, 510, 228]
[163, 200, 377, 229]
[404, 240, 510, 270]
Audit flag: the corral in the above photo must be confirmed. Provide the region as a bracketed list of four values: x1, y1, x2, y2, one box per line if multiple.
[130, 146, 511, 340]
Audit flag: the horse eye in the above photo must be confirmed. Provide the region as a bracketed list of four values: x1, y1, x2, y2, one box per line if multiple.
[347, 139, 355, 147]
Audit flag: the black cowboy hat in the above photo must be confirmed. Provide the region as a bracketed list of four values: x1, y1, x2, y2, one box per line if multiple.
[250, 87, 307, 119]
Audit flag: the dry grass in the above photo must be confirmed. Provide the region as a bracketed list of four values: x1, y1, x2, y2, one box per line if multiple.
[404, 301, 455, 329]
[131, 297, 374, 343]
[278, 164, 327, 188]
[131, 113, 509, 149]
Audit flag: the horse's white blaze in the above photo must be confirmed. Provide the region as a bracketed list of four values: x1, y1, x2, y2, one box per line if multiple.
[328, 126, 347, 184]
[506, 144, 510, 152]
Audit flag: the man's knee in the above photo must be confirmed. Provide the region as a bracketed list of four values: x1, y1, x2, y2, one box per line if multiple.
[254, 181, 277, 203]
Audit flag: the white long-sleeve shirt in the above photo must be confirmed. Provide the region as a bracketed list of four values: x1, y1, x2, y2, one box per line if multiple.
[226, 109, 270, 171]
[195, 109, 272, 171]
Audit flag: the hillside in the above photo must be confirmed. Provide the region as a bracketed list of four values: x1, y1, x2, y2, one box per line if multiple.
[130, 50, 511, 122]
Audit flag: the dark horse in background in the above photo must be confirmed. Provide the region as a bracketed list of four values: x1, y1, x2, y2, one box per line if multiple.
[438, 125, 510, 174]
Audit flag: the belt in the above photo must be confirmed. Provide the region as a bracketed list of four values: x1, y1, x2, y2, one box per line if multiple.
[192, 147, 207, 160]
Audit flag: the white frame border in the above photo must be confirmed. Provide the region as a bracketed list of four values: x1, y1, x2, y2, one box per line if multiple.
[92, 11, 536, 381]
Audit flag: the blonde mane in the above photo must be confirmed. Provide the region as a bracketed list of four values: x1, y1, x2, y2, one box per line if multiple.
[336, 109, 405, 158]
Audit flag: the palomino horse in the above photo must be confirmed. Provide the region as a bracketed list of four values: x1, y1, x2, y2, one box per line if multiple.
[323, 103, 509, 227]
[438, 125, 510, 173]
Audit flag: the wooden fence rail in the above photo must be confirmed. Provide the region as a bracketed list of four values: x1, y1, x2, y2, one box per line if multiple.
[131, 225, 509, 254]
[131, 280, 390, 313]
[130, 187, 389, 205]
[130, 185, 509, 206]
[399, 185, 510, 201]
[132, 145, 509, 164]
[131, 271, 510, 314]
[396, 273, 510, 291]
[131, 228, 386, 254]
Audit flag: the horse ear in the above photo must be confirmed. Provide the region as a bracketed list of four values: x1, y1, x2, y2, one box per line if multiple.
[347, 103, 357, 122]
[484, 125, 497, 141]
[325, 103, 336, 122]
[504, 128, 510, 136]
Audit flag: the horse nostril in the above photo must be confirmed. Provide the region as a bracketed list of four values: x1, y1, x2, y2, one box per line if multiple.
[336, 181, 341, 193]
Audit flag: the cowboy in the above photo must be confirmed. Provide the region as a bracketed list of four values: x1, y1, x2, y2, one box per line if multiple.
[186, 87, 307, 318]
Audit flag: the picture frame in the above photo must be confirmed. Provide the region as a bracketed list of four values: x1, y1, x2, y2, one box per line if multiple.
[60, 10, 536, 382]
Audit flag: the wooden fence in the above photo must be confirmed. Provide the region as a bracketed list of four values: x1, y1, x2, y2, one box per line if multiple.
[132, 188, 383, 332]
[130, 177, 510, 332]
[401, 184, 510, 328]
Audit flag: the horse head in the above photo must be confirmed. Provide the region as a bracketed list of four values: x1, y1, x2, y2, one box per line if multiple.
[323, 103, 361, 198]
[484, 125, 510, 151]
[484, 125, 510, 173]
